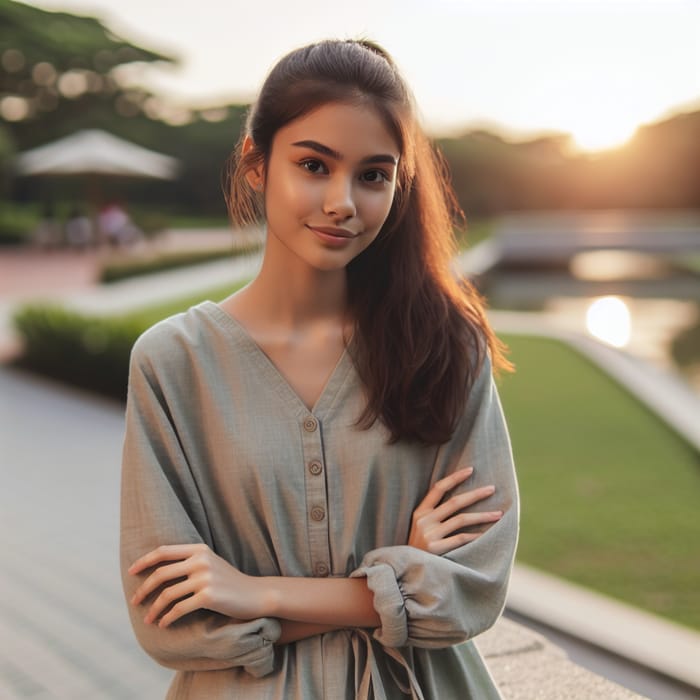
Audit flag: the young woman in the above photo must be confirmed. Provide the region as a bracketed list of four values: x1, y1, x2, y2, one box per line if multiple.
[121, 39, 518, 699]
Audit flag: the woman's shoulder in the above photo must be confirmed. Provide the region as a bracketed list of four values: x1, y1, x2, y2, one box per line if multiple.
[130, 300, 220, 369]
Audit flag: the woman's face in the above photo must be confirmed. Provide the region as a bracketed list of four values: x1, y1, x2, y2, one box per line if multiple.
[257, 101, 400, 273]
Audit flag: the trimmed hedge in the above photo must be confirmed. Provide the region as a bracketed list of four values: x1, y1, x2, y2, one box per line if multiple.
[11, 280, 247, 400]
[12, 305, 144, 400]
[0, 206, 38, 246]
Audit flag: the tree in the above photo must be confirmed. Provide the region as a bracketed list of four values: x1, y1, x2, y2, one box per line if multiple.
[0, 0, 175, 148]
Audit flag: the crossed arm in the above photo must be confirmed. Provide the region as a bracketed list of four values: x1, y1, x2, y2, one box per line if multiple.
[128, 466, 503, 643]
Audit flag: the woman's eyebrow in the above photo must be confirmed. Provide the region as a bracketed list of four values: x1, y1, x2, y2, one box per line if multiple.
[291, 140, 398, 166]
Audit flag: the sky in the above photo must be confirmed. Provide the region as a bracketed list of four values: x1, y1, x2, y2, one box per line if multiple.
[30, 0, 700, 153]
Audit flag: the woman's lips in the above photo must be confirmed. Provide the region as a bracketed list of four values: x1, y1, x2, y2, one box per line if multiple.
[308, 225, 358, 239]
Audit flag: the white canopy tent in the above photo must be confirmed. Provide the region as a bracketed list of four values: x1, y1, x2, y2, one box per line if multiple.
[15, 129, 179, 179]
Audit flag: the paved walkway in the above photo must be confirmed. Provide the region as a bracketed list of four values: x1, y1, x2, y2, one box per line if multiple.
[0, 368, 171, 699]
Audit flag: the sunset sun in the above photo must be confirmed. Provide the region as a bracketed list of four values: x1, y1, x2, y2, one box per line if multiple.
[569, 120, 639, 154]
[563, 99, 646, 154]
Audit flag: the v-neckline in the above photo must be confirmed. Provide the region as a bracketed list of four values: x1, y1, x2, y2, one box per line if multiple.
[201, 300, 356, 417]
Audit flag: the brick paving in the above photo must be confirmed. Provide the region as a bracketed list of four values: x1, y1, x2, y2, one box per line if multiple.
[0, 249, 100, 300]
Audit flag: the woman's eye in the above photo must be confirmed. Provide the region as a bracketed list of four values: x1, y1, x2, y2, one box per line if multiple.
[300, 159, 327, 174]
[362, 170, 389, 184]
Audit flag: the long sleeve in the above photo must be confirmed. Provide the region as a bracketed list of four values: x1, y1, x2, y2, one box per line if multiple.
[119, 330, 281, 676]
[350, 352, 519, 649]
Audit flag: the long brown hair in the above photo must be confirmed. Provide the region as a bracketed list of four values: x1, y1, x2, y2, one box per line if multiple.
[226, 38, 511, 445]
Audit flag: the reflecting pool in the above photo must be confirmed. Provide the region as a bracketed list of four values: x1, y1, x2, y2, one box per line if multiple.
[480, 249, 700, 393]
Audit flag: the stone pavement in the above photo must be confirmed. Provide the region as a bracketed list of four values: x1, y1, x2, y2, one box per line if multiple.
[0, 367, 171, 699]
[0, 365, 646, 700]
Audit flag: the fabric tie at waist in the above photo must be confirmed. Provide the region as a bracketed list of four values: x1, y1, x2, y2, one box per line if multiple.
[351, 629, 425, 700]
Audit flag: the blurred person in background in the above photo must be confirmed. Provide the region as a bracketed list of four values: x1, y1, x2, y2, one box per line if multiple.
[64, 204, 92, 250]
[32, 200, 62, 248]
[98, 200, 142, 247]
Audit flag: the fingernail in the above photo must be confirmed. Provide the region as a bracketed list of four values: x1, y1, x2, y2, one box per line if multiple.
[486, 485, 495, 493]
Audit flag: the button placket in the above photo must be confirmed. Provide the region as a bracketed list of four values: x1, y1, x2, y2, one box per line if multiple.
[300, 413, 331, 578]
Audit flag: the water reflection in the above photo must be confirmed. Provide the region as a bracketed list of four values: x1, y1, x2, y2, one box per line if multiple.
[482, 248, 700, 393]
[545, 297, 698, 372]
[570, 250, 671, 281]
[585, 296, 631, 347]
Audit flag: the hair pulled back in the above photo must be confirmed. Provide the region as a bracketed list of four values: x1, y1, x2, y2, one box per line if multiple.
[226, 39, 511, 445]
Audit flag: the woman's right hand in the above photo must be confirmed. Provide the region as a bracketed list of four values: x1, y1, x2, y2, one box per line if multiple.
[408, 467, 503, 555]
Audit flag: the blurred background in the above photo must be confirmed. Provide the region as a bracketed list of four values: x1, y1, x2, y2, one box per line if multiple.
[1, 1, 699, 698]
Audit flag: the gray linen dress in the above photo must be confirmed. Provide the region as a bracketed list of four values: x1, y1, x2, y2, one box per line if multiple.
[120, 300, 519, 699]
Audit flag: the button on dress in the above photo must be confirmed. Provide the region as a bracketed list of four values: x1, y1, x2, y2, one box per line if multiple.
[120, 301, 519, 699]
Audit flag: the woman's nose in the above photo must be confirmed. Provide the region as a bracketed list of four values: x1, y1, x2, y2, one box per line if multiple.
[323, 178, 356, 220]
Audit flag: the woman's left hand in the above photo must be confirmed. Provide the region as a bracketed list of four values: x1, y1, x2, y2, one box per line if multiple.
[408, 467, 503, 555]
[128, 543, 266, 628]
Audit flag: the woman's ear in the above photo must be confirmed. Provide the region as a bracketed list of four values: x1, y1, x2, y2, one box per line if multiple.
[242, 135, 265, 192]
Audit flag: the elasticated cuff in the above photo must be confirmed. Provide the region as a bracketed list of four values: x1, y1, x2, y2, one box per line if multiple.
[241, 618, 281, 677]
[351, 562, 408, 648]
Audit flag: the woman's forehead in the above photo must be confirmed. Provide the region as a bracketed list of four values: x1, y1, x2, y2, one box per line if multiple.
[274, 102, 401, 160]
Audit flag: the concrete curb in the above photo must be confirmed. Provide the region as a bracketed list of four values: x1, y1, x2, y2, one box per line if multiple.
[478, 616, 648, 699]
[507, 564, 700, 691]
[64, 250, 263, 316]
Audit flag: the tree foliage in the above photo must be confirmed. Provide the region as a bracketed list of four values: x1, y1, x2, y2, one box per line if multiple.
[438, 109, 700, 215]
[0, 0, 171, 73]
[2, 0, 699, 220]
[0, 0, 175, 148]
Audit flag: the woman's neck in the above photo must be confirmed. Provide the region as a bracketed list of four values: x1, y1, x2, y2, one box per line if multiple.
[231, 248, 351, 341]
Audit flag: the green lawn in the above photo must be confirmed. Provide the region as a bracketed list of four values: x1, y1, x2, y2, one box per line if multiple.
[497, 334, 700, 631]
[671, 253, 700, 275]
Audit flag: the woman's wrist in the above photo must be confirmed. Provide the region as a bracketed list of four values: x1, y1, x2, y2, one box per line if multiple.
[257, 576, 380, 628]
[259, 576, 284, 618]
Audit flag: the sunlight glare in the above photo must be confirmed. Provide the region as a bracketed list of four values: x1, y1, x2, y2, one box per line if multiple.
[569, 117, 639, 153]
[586, 297, 631, 347]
